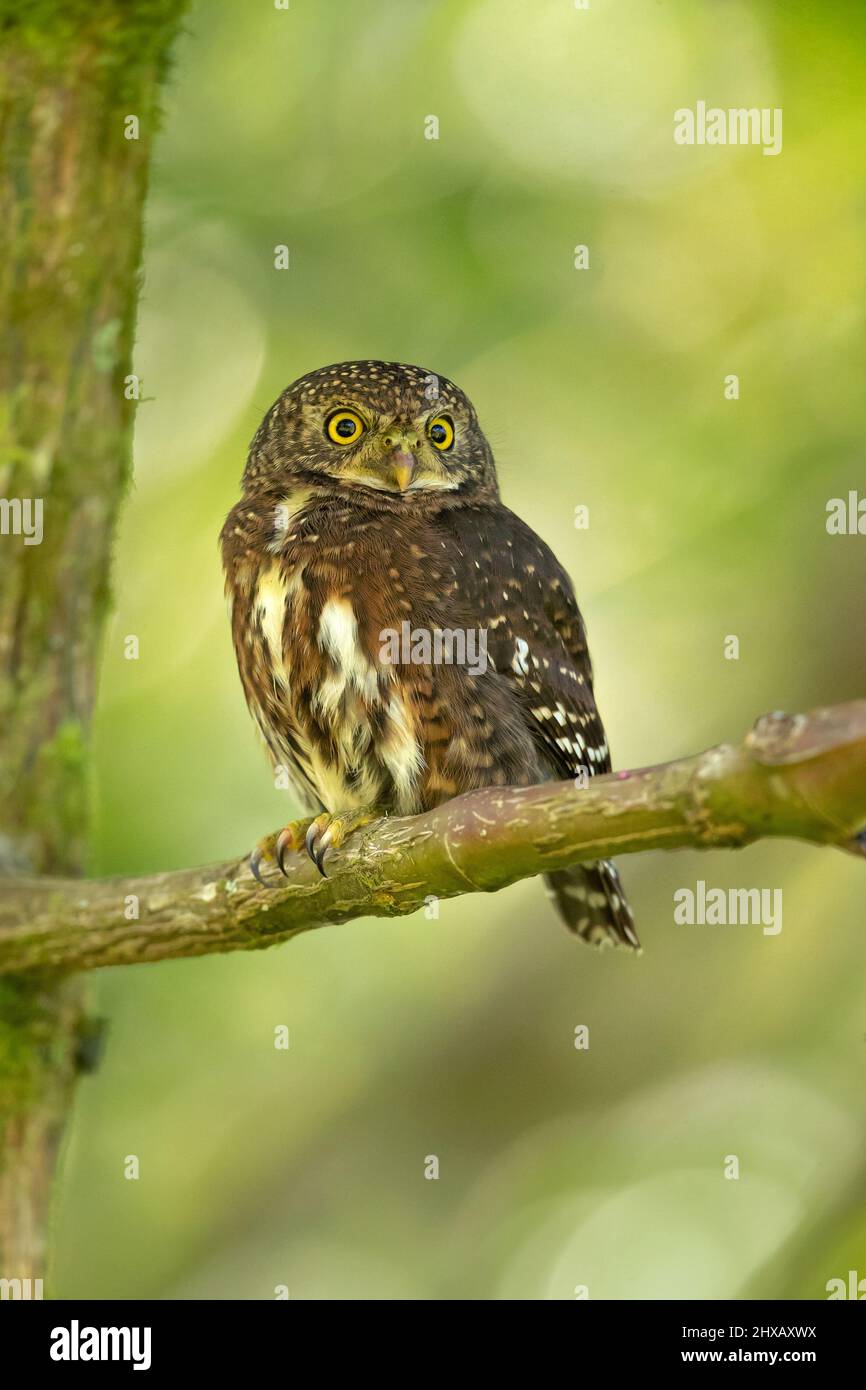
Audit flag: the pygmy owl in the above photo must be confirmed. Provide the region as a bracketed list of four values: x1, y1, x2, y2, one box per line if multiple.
[221, 361, 638, 949]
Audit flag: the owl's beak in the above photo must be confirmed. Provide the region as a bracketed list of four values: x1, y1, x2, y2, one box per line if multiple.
[384, 447, 416, 492]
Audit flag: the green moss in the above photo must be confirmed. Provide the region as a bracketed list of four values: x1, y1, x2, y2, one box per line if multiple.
[30, 721, 90, 862]
[0, 0, 189, 86]
[90, 318, 123, 374]
[0, 978, 59, 1116]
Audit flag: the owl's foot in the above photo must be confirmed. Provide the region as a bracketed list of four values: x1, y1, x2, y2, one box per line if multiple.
[250, 807, 385, 884]
[249, 816, 316, 887]
[302, 806, 384, 877]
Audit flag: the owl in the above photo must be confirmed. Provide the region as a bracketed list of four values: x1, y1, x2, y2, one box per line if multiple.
[221, 361, 638, 949]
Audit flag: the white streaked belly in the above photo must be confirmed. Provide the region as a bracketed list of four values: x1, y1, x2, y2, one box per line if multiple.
[245, 583, 424, 814]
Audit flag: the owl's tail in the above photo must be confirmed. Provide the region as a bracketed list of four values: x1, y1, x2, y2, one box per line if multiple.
[545, 860, 640, 951]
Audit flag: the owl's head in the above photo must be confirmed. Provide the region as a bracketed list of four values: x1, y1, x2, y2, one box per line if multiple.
[242, 361, 498, 504]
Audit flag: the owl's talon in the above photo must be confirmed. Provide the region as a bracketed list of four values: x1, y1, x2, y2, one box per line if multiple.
[275, 817, 316, 873]
[250, 817, 316, 884]
[305, 820, 329, 877]
[275, 828, 296, 876]
[249, 845, 273, 888]
[302, 807, 384, 876]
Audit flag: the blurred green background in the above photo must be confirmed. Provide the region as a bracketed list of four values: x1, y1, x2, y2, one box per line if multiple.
[56, 0, 866, 1298]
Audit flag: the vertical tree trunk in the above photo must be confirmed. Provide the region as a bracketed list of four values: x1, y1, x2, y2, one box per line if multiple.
[0, 0, 187, 1287]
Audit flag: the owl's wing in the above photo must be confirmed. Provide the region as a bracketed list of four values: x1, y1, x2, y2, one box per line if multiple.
[446, 503, 638, 950]
[456, 504, 611, 781]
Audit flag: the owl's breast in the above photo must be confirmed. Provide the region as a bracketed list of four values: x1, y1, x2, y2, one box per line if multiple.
[233, 549, 424, 815]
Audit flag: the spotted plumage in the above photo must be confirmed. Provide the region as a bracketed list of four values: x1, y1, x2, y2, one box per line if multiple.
[221, 360, 638, 949]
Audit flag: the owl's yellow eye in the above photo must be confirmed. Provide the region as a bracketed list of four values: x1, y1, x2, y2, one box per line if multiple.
[428, 416, 454, 450]
[326, 409, 365, 445]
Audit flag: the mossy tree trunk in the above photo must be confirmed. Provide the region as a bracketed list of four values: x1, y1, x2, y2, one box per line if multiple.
[0, 0, 186, 1287]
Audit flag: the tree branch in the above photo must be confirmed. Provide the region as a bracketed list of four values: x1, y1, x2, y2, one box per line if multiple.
[0, 701, 864, 977]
